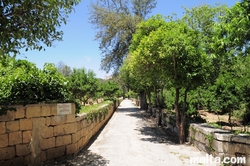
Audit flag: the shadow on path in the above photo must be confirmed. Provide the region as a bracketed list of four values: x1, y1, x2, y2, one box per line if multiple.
[122, 104, 179, 145]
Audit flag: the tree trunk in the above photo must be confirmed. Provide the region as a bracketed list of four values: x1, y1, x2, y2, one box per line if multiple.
[154, 86, 162, 126]
[140, 91, 148, 110]
[181, 88, 188, 143]
[175, 88, 181, 142]
[146, 89, 152, 116]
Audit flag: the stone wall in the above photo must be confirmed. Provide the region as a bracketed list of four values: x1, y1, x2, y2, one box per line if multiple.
[150, 108, 178, 134]
[0, 101, 120, 165]
[189, 123, 250, 165]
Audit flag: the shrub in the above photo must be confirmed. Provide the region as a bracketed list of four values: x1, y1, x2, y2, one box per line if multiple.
[0, 58, 74, 108]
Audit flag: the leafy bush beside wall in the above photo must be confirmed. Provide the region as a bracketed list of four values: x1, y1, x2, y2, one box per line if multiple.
[0, 57, 73, 106]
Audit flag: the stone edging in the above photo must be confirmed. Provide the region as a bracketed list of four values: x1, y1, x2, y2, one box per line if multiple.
[189, 123, 250, 165]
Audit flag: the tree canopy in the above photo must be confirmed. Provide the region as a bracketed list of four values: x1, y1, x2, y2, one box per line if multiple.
[89, 0, 157, 73]
[0, 0, 80, 57]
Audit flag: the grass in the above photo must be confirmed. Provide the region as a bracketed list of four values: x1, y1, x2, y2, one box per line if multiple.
[79, 100, 113, 114]
[207, 122, 222, 129]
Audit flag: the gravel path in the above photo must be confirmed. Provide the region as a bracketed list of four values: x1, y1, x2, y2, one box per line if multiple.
[43, 99, 215, 166]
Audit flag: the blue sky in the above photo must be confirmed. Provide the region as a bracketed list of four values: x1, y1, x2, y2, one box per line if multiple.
[18, 0, 238, 79]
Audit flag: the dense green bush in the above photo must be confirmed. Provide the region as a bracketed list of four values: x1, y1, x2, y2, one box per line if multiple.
[0, 58, 72, 106]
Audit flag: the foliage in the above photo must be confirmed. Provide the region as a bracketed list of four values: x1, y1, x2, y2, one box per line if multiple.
[80, 100, 113, 121]
[100, 80, 121, 100]
[79, 100, 112, 114]
[0, 57, 72, 106]
[56, 61, 72, 77]
[68, 68, 99, 105]
[126, 14, 211, 143]
[208, 122, 222, 129]
[0, 0, 80, 56]
[89, 0, 157, 73]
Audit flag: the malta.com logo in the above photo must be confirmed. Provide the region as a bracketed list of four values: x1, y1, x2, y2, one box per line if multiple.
[190, 154, 246, 165]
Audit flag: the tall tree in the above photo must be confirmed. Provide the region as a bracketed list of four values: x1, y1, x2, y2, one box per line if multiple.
[56, 61, 72, 77]
[129, 15, 211, 143]
[182, 4, 228, 84]
[0, 0, 80, 57]
[89, 0, 156, 73]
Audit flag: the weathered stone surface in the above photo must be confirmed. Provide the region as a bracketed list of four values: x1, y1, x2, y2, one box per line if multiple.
[6, 120, 19, 132]
[231, 135, 250, 144]
[9, 131, 22, 145]
[71, 103, 76, 115]
[54, 123, 77, 136]
[41, 105, 51, 117]
[0, 160, 12, 166]
[66, 114, 75, 123]
[0, 134, 8, 148]
[66, 143, 78, 155]
[193, 140, 207, 153]
[56, 135, 71, 147]
[75, 113, 87, 122]
[77, 138, 83, 149]
[212, 140, 227, 153]
[72, 133, 79, 143]
[50, 105, 57, 116]
[41, 126, 53, 139]
[194, 131, 206, 143]
[22, 130, 32, 143]
[40, 151, 46, 162]
[0, 146, 15, 160]
[50, 116, 66, 126]
[0, 110, 15, 122]
[190, 123, 250, 163]
[23, 154, 32, 165]
[0, 122, 5, 134]
[77, 121, 81, 131]
[20, 119, 32, 130]
[246, 155, 250, 166]
[46, 146, 65, 160]
[81, 119, 89, 128]
[16, 144, 30, 156]
[46, 117, 51, 126]
[213, 132, 234, 142]
[26, 105, 42, 118]
[12, 156, 24, 166]
[228, 142, 247, 155]
[15, 108, 25, 119]
[40, 137, 55, 150]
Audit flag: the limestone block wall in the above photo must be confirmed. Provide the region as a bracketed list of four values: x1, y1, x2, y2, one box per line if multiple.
[151, 108, 178, 134]
[189, 123, 250, 165]
[0, 100, 120, 166]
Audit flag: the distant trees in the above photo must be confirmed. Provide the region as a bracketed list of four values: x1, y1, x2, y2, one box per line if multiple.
[56, 61, 72, 77]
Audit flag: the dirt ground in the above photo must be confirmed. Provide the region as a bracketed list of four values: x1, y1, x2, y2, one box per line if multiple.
[198, 110, 250, 133]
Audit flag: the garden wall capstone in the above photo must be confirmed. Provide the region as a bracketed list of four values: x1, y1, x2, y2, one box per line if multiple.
[189, 123, 250, 165]
[0, 100, 121, 166]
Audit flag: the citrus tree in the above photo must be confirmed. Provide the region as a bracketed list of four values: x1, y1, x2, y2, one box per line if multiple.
[128, 15, 211, 143]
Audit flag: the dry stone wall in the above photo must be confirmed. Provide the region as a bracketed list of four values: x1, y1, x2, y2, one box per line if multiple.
[0, 101, 120, 166]
[189, 123, 250, 165]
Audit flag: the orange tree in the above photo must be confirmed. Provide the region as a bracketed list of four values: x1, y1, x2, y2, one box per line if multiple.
[128, 15, 211, 143]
